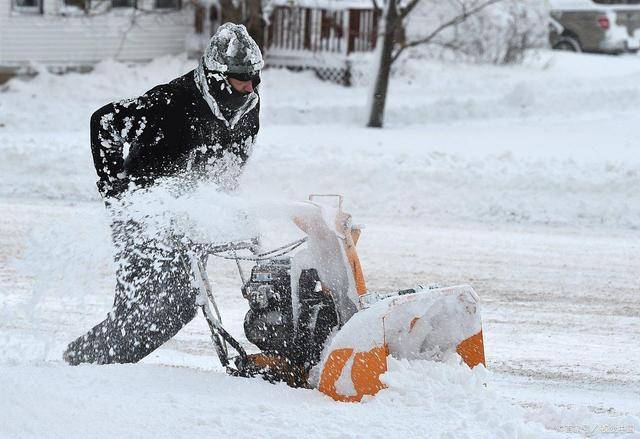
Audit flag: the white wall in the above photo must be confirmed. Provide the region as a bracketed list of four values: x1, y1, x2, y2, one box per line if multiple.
[0, 0, 193, 67]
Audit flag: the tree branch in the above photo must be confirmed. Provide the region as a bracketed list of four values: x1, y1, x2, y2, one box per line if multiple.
[391, 0, 503, 63]
[398, 0, 421, 20]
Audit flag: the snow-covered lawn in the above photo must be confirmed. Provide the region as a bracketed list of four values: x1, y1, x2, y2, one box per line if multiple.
[0, 51, 638, 438]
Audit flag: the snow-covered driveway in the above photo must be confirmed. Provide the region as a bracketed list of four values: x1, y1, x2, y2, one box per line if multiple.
[1, 52, 638, 437]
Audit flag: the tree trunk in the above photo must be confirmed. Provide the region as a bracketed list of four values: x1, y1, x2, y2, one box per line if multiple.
[367, 0, 398, 128]
[219, 0, 243, 27]
[218, 0, 265, 51]
[245, 0, 266, 51]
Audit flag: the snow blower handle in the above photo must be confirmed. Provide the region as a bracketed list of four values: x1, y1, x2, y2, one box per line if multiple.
[308, 194, 343, 211]
[172, 236, 254, 373]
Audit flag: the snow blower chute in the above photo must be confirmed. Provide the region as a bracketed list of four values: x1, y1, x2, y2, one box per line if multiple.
[179, 195, 485, 402]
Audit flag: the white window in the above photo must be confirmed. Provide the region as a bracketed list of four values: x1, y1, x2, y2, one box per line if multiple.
[63, 0, 87, 12]
[155, 0, 180, 9]
[12, 0, 43, 13]
[112, 0, 136, 8]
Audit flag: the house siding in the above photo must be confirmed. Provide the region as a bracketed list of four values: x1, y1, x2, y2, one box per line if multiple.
[0, 0, 192, 67]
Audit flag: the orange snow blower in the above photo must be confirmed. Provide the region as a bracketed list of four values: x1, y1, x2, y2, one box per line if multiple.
[182, 195, 485, 402]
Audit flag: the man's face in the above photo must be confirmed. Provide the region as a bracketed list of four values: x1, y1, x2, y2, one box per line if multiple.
[228, 77, 254, 94]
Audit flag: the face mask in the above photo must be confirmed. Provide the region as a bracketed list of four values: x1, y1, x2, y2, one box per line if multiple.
[204, 70, 254, 112]
[205, 71, 228, 95]
[222, 88, 251, 111]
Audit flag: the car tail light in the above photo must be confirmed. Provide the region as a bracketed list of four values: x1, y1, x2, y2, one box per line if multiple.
[598, 15, 610, 30]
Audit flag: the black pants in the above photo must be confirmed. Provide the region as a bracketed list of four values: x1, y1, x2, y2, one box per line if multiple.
[64, 220, 198, 365]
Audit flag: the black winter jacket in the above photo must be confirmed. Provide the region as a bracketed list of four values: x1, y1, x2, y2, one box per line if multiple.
[90, 69, 260, 199]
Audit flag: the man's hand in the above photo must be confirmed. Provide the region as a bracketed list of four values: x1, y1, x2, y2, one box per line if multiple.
[97, 178, 131, 202]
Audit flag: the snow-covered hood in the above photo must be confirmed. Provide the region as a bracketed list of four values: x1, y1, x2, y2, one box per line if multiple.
[193, 58, 259, 130]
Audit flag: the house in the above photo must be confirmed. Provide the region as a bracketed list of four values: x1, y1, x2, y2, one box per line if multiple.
[1, 0, 378, 84]
[0, 0, 192, 75]
[264, 0, 378, 84]
[191, 0, 379, 84]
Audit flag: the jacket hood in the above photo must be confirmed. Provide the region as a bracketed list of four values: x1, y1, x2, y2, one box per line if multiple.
[194, 59, 259, 130]
[202, 23, 264, 75]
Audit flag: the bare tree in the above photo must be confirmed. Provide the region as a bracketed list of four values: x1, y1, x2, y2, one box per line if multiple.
[367, 0, 503, 128]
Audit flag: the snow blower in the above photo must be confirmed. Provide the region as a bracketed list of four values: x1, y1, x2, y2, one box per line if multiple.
[177, 195, 485, 402]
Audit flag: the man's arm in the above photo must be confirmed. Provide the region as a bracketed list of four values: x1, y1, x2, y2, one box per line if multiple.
[90, 103, 131, 200]
[90, 90, 168, 200]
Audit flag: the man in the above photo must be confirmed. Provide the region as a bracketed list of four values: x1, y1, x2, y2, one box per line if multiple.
[64, 23, 263, 365]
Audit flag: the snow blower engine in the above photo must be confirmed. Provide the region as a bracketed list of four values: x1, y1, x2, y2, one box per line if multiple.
[177, 195, 486, 401]
[241, 259, 338, 385]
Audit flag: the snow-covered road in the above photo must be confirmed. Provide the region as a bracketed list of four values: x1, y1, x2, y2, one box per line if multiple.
[1, 52, 639, 437]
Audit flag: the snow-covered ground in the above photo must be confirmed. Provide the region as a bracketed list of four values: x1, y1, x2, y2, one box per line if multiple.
[0, 51, 638, 438]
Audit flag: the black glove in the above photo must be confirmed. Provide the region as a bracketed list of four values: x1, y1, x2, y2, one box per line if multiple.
[97, 178, 131, 203]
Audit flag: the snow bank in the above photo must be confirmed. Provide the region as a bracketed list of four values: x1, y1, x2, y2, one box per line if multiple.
[525, 403, 640, 437]
[2, 51, 639, 353]
[1, 51, 638, 229]
[0, 359, 558, 439]
[1, 50, 639, 438]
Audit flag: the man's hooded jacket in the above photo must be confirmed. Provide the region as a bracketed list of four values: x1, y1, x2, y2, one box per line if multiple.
[64, 24, 262, 366]
[90, 62, 260, 199]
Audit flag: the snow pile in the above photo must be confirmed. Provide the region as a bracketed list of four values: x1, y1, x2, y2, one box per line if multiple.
[376, 357, 556, 438]
[2, 51, 639, 229]
[0, 55, 196, 133]
[0, 358, 564, 438]
[1, 50, 639, 438]
[525, 404, 640, 437]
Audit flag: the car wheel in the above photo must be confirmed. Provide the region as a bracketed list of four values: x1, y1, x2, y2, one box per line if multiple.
[553, 37, 582, 52]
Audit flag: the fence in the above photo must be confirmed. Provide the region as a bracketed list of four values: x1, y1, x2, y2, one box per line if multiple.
[265, 5, 378, 85]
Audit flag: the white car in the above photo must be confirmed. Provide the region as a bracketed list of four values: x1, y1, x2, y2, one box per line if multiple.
[549, 0, 640, 53]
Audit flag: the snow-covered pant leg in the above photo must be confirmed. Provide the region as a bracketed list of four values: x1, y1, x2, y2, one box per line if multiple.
[64, 221, 198, 365]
